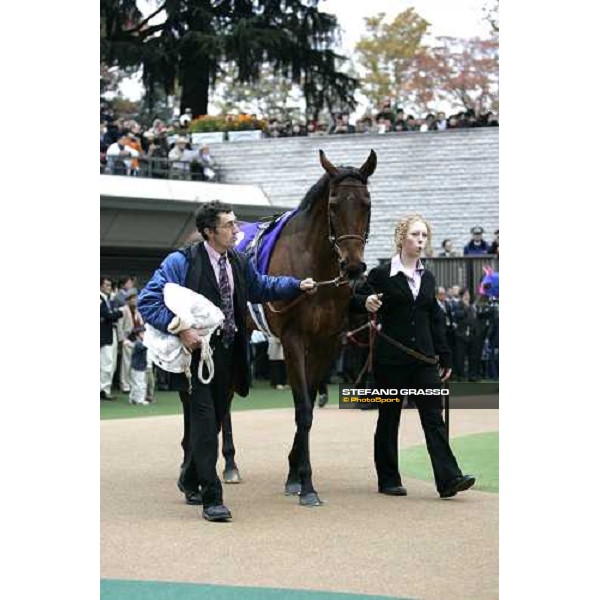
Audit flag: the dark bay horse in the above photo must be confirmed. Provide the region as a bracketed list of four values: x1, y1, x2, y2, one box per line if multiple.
[259, 149, 377, 506]
[219, 150, 377, 500]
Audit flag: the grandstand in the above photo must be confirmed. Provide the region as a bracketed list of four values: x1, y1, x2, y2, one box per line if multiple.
[101, 127, 498, 277]
[208, 127, 498, 266]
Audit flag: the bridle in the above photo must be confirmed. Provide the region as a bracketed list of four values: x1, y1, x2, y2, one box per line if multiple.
[326, 178, 371, 265]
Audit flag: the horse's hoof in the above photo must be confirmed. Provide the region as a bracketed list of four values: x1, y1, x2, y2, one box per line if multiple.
[299, 492, 324, 507]
[284, 482, 301, 496]
[318, 394, 329, 408]
[223, 468, 242, 484]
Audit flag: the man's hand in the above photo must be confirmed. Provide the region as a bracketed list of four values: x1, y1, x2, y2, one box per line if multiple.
[179, 327, 205, 352]
[300, 278, 317, 294]
[439, 367, 452, 383]
[365, 293, 383, 313]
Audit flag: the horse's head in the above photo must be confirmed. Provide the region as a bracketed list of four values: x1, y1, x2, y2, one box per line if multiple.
[478, 265, 499, 300]
[319, 149, 377, 280]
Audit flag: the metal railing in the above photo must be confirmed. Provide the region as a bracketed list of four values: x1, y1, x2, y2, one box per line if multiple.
[100, 155, 221, 182]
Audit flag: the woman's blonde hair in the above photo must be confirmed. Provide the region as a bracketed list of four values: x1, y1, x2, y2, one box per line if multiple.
[393, 214, 433, 255]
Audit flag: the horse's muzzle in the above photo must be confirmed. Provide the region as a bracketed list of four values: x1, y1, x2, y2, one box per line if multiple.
[341, 259, 367, 279]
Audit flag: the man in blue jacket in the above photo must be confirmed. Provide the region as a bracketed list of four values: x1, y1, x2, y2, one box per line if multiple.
[138, 200, 316, 522]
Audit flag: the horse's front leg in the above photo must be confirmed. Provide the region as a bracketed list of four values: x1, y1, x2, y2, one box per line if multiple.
[282, 335, 323, 506]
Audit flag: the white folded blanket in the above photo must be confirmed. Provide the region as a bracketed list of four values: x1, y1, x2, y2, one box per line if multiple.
[144, 283, 225, 384]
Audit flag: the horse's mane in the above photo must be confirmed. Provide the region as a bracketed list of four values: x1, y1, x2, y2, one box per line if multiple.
[297, 167, 367, 213]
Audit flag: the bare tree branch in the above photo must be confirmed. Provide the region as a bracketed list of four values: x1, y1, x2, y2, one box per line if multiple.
[124, 2, 166, 34]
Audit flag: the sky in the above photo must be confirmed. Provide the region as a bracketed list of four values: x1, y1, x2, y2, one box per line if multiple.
[117, 0, 493, 111]
[322, 0, 490, 51]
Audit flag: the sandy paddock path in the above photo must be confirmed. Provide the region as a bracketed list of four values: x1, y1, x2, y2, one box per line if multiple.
[101, 406, 498, 600]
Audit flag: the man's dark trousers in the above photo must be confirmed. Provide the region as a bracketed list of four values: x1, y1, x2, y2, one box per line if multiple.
[179, 336, 234, 506]
[373, 363, 462, 493]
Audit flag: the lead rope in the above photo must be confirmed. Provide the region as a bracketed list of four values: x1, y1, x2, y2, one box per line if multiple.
[370, 320, 439, 365]
[266, 275, 349, 315]
[352, 314, 378, 385]
[352, 313, 439, 385]
[197, 338, 215, 384]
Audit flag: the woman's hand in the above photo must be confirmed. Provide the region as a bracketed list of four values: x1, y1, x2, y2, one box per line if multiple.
[365, 293, 383, 313]
[439, 367, 452, 383]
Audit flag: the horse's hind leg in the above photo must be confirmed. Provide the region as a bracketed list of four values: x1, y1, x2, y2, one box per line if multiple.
[222, 391, 241, 484]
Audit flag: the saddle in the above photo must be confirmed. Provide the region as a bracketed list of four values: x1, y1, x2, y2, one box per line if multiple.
[236, 209, 298, 337]
[236, 209, 298, 275]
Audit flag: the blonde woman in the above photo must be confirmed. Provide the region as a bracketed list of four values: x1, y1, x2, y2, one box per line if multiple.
[350, 215, 475, 499]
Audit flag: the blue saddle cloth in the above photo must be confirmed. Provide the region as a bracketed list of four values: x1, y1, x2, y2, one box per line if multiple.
[236, 209, 298, 274]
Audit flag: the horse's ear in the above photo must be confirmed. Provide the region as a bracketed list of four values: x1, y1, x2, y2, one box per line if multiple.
[319, 150, 339, 178]
[359, 149, 377, 179]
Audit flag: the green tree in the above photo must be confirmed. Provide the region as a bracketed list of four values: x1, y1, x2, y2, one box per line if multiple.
[100, 0, 358, 117]
[354, 9, 430, 111]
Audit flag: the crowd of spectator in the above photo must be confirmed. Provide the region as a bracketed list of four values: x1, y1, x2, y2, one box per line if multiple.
[267, 101, 499, 138]
[101, 262, 498, 404]
[100, 98, 499, 178]
[101, 103, 220, 180]
[436, 227, 499, 259]
[436, 283, 499, 382]
[100, 275, 156, 404]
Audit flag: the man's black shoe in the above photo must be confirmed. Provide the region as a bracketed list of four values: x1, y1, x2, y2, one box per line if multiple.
[177, 479, 202, 505]
[100, 391, 115, 401]
[378, 485, 408, 496]
[184, 490, 203, 505]
[439, 474, 476, 498]
[202, 504, 232, 522]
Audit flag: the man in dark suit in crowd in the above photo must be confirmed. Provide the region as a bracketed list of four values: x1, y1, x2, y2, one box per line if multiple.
[453, 288, 479, 381]
[138, 201, 316, 522]
[351, 215, 475, 500]
[488, 229, 499, 257]
[436, 286, 457, 360]
[100, 276, 123, 400]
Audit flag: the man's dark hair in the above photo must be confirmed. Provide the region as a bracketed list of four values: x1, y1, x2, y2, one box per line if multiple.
[459, 287, 469, 298]
[195, 200, 234, 239]
[118, 276, 132, 288]
[100, 275, 110, 287]
[441, 239, 451, 249]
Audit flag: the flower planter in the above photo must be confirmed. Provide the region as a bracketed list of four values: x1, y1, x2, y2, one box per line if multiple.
[227, 130, 263, 142]
[191, 132, 226, 145]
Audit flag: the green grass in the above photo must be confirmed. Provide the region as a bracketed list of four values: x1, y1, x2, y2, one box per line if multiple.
[400, 431, 499, 493]
[101, 381, 499, 421]
[100, 380, 328, 420]
[101, 580, 409, 600]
